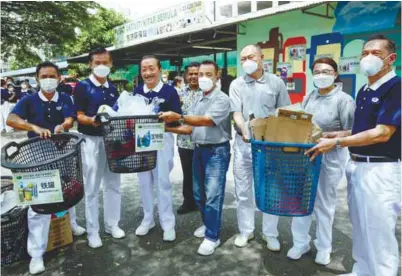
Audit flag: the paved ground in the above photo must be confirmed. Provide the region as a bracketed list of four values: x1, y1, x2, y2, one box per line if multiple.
[1, 131, 400, 276]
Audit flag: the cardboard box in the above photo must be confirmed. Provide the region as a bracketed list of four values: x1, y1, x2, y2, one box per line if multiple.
[46, 213, 73, 252]
[264, 116, 312, 144]
[277, 109, 313, 121]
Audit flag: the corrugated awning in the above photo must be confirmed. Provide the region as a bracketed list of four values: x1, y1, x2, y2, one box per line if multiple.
[68, 1, 325, 64]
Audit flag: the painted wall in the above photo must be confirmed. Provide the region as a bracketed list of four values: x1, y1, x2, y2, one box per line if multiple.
[236, 1, 401, 102]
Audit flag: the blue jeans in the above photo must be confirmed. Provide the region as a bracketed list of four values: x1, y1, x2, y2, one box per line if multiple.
[193, 141, 231, 242]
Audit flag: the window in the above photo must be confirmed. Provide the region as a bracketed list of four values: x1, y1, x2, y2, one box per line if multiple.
[257, 1, 273, 11]
[238, 1, 251, 15]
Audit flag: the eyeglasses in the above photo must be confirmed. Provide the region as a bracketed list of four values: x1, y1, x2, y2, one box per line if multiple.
[312, 69, 334, 76]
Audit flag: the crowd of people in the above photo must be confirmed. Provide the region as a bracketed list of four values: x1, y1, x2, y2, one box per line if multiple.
[1, 33, 401, 276]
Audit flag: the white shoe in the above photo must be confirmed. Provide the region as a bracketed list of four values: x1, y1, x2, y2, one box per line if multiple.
[315, 250, 331, 265]
[234, 233, 255, 247]
[193, 225, 206, 238]
[105, 226, 126, 239]
[88, 233, 103, 248]
[163, 229, 176, 242]
[29, 257, 45, 275]
[135, 222, 155, 236]
[71, 224, 86, 236]
[197, 239, 221, 256]
[262, 235, 281, 251]
[287, 244, 311, 260]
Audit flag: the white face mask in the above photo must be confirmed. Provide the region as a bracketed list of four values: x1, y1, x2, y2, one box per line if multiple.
[242, 60, 258, 75]
[93, 65, 111, 78]
[360, 54, 389, 76]
[21, 84, 27, 89]
[198, 77, 214, 92]
[40, 78, 58, 93]
[313, 74, 335, 89]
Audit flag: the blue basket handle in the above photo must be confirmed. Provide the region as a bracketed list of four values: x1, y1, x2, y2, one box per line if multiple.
[1, 141, 21, 162]
[281, 146, 301, 153]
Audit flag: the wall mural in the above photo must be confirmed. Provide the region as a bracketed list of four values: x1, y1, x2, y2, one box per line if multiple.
[249, 1, 401, 104]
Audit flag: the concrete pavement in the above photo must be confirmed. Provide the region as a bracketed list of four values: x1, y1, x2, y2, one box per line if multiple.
[1, 131, 400, 276]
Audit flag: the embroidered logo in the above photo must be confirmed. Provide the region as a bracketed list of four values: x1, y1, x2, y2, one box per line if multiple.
[371, 97, 379, 103]
[110, 93, 115, 97]
[56, 106, 62, 110]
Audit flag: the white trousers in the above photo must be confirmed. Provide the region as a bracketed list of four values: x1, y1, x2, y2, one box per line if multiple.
[27, 207, 78, 258]
[233, 134, 279, 237]
[137, 133, 175, 231]
[0, 102, 11, 132]
[81, 135, 121, 235]
[291, 147, 348, 253]
[347, 160, 401, 276]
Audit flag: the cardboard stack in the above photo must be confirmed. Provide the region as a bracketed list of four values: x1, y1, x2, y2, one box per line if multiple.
[250, 105, 322, 145]
[46, 213, 73, 252]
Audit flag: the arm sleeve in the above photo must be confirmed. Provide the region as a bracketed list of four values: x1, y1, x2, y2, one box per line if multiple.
[168, 89, 182, 114]
[10, 96, 29, 119]
[275, 78, 291, 108]
[229, 80, 242, 113]
[73, 82, 88, 113]
[206, 96, 230, 126]
[339, 95, 356, 130]
[62, 96, 76, 119]
[377, 82, 401, 127]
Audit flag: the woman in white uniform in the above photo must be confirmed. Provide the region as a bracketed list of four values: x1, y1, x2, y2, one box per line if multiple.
[287, 58, 355, 265]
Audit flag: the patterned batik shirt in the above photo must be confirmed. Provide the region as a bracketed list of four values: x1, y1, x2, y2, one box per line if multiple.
[177, 85, 202, 149]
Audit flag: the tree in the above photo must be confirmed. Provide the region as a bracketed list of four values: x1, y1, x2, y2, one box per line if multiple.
[64, 7, 128, 77]
[1, 1, 127, 74]
[1, 1, 95, 63]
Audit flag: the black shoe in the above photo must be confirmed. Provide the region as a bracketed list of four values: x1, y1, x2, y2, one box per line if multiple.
[177, 204, 198, 215]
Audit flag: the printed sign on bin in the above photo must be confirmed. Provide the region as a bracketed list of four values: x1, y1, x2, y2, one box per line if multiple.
[135, 122, 165, 152]
[13, 170, 63, 205]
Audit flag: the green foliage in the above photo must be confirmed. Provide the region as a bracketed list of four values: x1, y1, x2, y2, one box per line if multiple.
[2, 1, 127, 76]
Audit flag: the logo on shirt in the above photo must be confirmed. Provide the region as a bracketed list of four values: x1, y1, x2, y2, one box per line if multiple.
[56, 106, 62, 110]
[110, 93, 115, 97]
[371, 97, 379, 103]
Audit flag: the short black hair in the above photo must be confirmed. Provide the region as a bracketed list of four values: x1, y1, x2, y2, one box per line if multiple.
[88, 47, 112, 62]
[1, 79, 6, 86]
[200, 60, 219, 74]
[185, 62, 200, 72]
[141, 55, 161, 69]
[364, 34, 396, 54]
[6, 77, 13, 81]
[36, 61, 60, 76]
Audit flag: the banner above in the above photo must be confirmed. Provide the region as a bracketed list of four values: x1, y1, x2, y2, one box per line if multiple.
[115, 1, 206, 49]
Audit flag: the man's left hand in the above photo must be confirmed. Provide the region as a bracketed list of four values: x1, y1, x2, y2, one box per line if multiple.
[158, 111, 181, 123]
[305, 138, 337, 161]
[54, 125, 65, 134]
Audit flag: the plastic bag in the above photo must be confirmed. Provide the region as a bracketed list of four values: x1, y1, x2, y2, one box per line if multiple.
[116, 91, 165, 116]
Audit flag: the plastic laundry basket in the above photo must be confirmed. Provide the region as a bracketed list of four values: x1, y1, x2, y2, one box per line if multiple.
[98, 113, 158, 173]
[251, 140, 322, 217]
[1, 176, 13, 194]
[1, 206, 28, 266]
[1, 133, 85, 214]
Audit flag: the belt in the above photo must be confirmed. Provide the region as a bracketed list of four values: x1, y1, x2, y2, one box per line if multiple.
[195, 141, 229, 148]
[350, 154, 400, 163]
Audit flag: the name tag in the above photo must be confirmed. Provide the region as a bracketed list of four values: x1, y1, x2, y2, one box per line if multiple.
[56, 106, 62, 110]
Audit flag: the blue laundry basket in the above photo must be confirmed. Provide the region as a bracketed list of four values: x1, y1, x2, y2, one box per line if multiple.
[251, 140, 322, 217]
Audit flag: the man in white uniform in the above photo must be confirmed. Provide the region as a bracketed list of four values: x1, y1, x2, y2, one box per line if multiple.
[307, 34, 401, 276]
[230, 44, 291, 250]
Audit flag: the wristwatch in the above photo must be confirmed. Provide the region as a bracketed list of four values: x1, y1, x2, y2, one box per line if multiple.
[336, 139, 341, 148]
